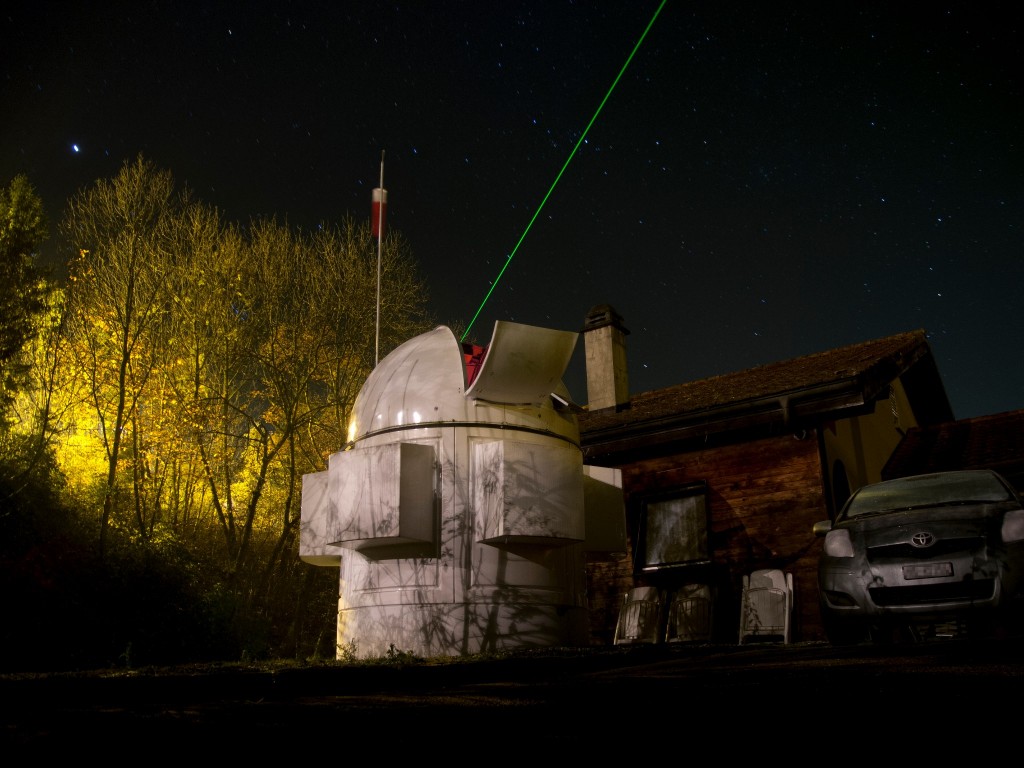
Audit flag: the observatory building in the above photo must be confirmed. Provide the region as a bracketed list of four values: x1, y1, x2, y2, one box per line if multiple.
[300, 320, 625, 659]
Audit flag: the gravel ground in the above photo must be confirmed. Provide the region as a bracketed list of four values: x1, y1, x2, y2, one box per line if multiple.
[5, 638, 1023, 755]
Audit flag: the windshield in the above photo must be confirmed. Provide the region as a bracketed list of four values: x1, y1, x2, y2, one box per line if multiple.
[843, 470, 1013, 519]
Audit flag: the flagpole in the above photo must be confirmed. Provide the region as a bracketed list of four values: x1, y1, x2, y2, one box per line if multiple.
[375, 151, 384, 366]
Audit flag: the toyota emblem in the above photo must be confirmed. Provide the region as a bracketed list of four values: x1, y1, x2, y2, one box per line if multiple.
[910, 531, 935, 548]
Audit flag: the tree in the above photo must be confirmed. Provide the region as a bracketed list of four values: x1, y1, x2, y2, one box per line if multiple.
[59, 155, 178, 557]
[243, 216, 431, 654]
[0, 174, 50, 420]
[36, 154, 435, 663]
[175, 215, 432, 574]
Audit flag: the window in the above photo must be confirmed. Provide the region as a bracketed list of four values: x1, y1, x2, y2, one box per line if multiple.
[635, 482, 710, 572]
[832, 459, 851, 516]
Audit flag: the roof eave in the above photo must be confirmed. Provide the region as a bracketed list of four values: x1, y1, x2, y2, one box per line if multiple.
[581, 377, 871, 463]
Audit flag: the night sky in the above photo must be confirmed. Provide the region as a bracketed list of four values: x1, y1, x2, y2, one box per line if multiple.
[3, 2, 1022, 419]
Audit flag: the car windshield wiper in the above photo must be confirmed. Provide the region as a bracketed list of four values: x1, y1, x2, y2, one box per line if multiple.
[848, 502, 945, 517]
[844, 508, 901, 520]
[890, 501, 972, 512]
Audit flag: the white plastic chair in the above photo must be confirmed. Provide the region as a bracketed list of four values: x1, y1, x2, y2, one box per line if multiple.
[738, 569, 793, 644]
[665, 584, 712, 643]
[613, 586, 663, 645]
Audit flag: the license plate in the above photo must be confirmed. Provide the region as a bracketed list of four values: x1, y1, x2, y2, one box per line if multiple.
[903, 562, 953, 580]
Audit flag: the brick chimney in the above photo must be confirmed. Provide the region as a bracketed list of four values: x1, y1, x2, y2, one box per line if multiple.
[582, 304, 629, 410]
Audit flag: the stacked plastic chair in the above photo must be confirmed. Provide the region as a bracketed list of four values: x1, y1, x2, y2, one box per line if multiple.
[738, 569, 793, 644]
[613, 586, 663, 645]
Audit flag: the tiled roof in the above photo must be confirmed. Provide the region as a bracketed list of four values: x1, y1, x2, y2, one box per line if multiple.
[579, 329, 951, 460]
[883, 409, 1024, 491]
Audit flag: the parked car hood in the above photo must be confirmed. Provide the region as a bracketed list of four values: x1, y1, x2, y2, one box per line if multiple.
[838, 502, 1016, 545]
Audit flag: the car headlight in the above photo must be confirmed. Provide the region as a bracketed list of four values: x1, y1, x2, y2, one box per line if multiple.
[823, 528, 855, 558]
[1001, 509, 1024, 543]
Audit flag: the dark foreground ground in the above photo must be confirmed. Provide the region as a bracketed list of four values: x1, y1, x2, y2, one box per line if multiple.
[4, 637, 1023, 755]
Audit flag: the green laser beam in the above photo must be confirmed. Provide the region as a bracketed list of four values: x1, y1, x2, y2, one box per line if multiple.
[461, 0, 667, 342]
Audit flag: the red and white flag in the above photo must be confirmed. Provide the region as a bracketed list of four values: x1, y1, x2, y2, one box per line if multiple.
[371, 187, 387, 238]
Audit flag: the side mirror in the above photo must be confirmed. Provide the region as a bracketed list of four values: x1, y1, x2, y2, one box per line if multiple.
[812, 520, 832, 537]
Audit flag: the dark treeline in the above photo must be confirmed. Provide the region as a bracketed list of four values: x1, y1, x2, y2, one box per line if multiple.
[0, 157, 435, 672]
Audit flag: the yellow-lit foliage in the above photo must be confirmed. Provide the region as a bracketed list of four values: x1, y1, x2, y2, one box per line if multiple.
[43, 155, 433, 579]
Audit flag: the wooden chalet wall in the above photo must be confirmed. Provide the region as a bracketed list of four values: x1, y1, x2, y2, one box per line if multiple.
[587, 430, 830, 644]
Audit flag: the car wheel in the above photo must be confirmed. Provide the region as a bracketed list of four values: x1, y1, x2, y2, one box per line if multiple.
[822, 614, 868, 645]
[868, 623, 905, 644]
[968, 613, 1010, 641]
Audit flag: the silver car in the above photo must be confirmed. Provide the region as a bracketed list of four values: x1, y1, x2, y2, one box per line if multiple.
[813, 469, 1024, 644]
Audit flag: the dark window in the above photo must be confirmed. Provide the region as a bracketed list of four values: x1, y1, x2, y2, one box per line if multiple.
[832, 459, 851, 516]
[635, 482, 710, 572]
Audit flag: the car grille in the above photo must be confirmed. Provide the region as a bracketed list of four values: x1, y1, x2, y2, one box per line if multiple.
[868, 579, 996, 607]
[866, 535, 985, 560]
